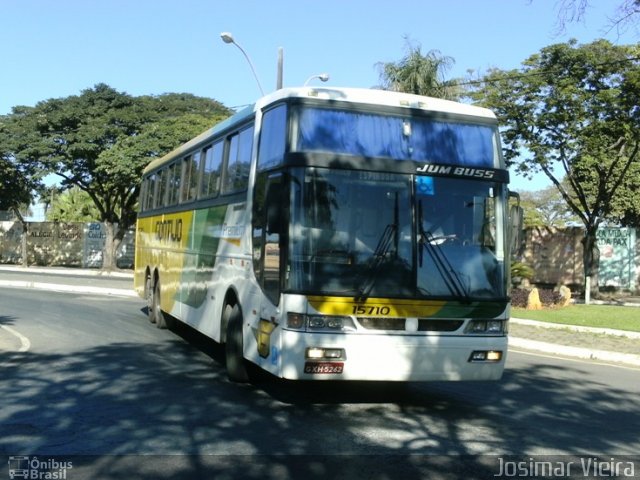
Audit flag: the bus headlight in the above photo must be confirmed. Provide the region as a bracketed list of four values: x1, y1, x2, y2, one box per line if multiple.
[306, 347, 346, 360]
[465, 320, 506, 334]
[469, 350, 503, 362]
[286, 313, 356, 332]
[306, 315, 356, 332]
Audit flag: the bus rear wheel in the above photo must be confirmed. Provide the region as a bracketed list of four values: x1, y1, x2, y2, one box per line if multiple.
[152, 278, 175, 329]
[146, 275, 155, 323]
[225, 304, 250, 383]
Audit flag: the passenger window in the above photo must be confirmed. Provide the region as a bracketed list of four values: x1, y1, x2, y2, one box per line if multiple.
[167, 163, 181, 206]
[223, 126, 254, 194]
[181, 154, 200, 203]
[201, 141, 224, 198]
[157, 169, 168, 208]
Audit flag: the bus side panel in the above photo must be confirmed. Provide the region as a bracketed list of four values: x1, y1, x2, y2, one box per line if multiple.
[133, 211, 194, 318]
[176, 202, 254, 343]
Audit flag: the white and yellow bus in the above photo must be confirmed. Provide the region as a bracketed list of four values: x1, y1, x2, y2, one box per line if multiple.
[135, 87, 518, 382]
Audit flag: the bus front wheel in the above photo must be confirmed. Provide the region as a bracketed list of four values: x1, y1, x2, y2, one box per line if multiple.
[225, 304, 250, 383]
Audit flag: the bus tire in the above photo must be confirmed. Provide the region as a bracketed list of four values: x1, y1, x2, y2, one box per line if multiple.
[225, 304, 250, 383]
[153, 278, 176, 329]
[146, 274, 155, 323]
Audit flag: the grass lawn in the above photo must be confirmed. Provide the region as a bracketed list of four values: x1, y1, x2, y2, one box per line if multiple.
[512, 304, 640, 332]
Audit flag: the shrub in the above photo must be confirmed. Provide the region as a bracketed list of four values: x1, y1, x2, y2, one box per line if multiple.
[510, 288, 530, 308]
[510, 288, 563, 308]
[511, 261, 534, 280]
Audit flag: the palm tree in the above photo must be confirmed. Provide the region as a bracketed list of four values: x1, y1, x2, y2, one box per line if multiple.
[377, 40, 463, 100]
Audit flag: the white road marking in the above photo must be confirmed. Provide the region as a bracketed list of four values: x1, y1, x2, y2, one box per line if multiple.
[0, 324, 31, 352]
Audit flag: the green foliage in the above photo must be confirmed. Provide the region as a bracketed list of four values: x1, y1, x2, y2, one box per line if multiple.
[47, 187, 100, 222]
[0, 84, 232, 268]
[511, 261, 534, 280]
[512, 304, 640, 331]
[520, 184, 581, 228]
[0, 116, 42, 213]
[377, 38, 463, 100]
[472, 39, 640, 281]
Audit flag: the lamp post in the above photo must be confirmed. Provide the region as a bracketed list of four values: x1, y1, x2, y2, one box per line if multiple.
[220, 32, 265, 96]
[304, 73, 330, 86]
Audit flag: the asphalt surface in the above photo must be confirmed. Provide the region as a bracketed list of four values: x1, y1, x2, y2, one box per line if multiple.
[0, 264, 638, 366]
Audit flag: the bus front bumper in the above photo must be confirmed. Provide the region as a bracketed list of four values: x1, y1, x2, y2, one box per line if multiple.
[278, 330, 507, 382]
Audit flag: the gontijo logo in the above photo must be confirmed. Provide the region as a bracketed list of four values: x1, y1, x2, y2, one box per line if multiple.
[8, 456, 73, 479]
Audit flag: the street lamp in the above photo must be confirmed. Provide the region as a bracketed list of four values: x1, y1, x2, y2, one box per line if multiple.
[304, 73, 330, 86]
[220, 32, 265, 96]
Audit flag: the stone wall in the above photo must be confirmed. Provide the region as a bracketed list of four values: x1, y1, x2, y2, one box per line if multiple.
[0, 221, 134, 269]
[521, 226, 638, 292]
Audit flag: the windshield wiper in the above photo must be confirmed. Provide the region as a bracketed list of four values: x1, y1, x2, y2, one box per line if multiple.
[355, 222, 397, 302]
[355, 194, 399, 302]
[418, 202, 470, 302]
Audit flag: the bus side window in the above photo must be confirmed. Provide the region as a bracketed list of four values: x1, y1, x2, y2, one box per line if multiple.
[167, 162, 181, 206]
[147, 174, 155, 211]
[156, 168, 168, 208]
[180, 153, 200, 203]
[180, 156, 192, 203]
[200, 141, 223, 198]
[223, 126, 254, 194]
[140, 176, 149, 212]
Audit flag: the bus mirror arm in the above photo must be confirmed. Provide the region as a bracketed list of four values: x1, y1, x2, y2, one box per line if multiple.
[508, 191, 524, 257]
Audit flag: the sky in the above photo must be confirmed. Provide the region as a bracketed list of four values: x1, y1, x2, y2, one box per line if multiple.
[1, 0, 637, 194]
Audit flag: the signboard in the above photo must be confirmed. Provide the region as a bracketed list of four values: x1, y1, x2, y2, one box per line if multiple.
[596, 228, 636, 289]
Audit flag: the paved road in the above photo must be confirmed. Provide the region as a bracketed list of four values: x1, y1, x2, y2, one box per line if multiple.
[1, 265, 639, 366]
[1, 287, 639, 479]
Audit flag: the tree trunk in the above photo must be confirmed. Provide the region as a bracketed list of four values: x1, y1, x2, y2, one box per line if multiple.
[102, 221, 127, 271]
[581, 228, 600, 304]
[11, 207, 29, 267]
[102, 221, 116, 271]
[20, 221, 29, 267]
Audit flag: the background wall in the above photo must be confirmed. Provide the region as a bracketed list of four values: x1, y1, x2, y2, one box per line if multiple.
[0, 221, 134, 269]
[521, 227, 638, 292]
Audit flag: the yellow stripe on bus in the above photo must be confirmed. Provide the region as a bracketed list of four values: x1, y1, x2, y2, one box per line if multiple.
[307, 296, 447, 318]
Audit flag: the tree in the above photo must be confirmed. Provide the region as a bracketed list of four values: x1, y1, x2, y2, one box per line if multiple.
[46, 187, 100, 222]
[377, 39, 463, 100]
[552, 0, 640, 36]
[473, 39, 640, 298]
[0, 113, 43, 266]
[520, 184, 581, 228]
[2, 85, 231, 269]
[607, 156, 640, 227]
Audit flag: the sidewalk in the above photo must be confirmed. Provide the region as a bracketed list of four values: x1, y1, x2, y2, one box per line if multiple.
[0, 264, 135, 297]
[509, 319, 640, 367]
[0, 265, 638, 366]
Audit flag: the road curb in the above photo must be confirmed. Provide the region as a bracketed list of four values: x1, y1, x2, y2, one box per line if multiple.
[511, 317, 640, 340]
[509, 336, 640, 367]
[0, 265, 133, 278]
[0, 280, 137, 298]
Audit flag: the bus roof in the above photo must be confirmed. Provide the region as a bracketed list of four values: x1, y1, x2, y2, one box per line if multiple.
[143, 87, 496, 175]
[257, 86, 496, 119]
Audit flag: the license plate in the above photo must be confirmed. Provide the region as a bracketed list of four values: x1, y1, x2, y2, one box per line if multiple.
[304, 362, 344, 374]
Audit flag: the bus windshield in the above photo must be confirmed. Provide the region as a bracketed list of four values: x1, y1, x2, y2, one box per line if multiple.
[287, 168, 505, 300]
